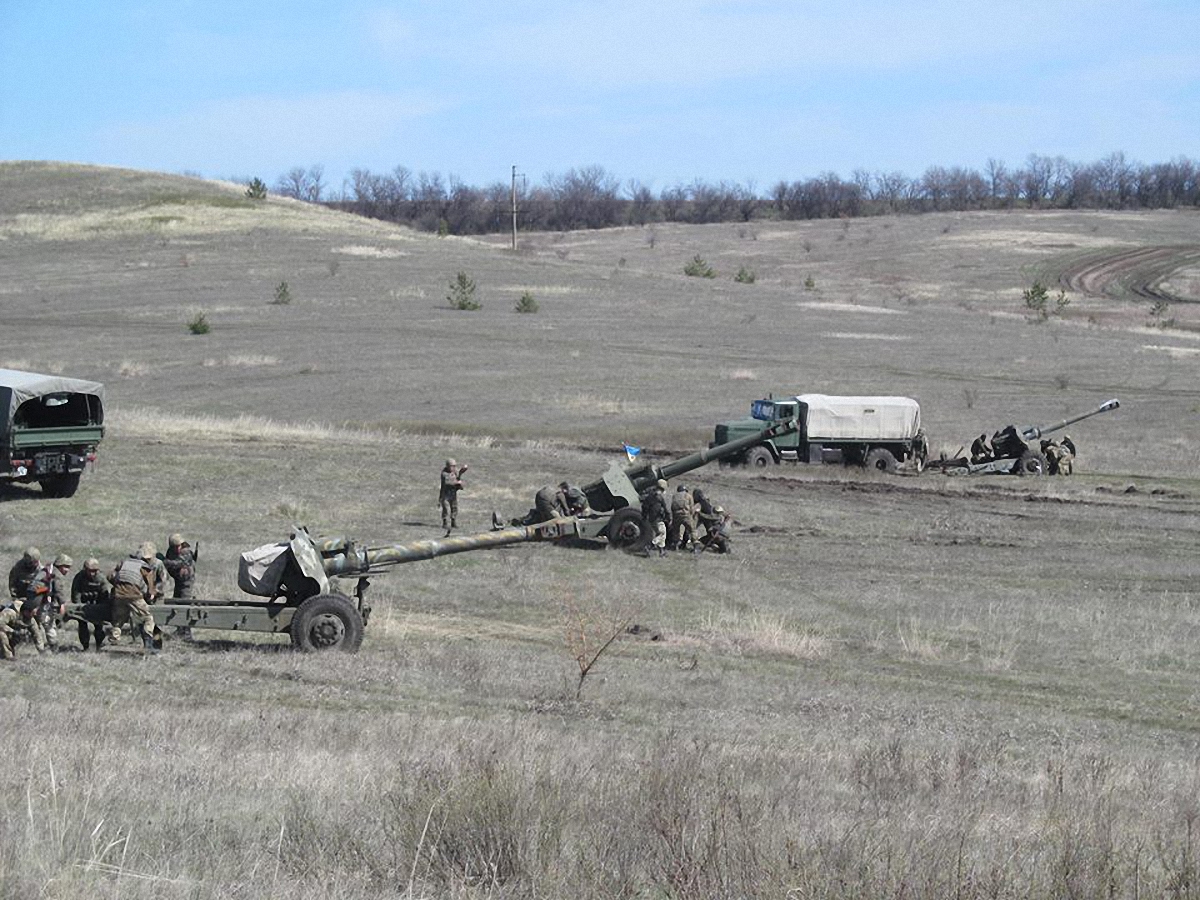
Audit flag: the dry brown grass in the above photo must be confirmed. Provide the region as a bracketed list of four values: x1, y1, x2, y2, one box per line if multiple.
[1, 165, 1199, 898]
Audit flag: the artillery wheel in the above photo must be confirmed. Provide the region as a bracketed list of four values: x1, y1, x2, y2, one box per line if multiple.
[605, 508, 652, 553]
[290, 593, 364, 653]
[40, 473, 81, 498]
[1016, 450, 1047, 476]
[864, 448, 898, 474]
[744, 446, 774, 468]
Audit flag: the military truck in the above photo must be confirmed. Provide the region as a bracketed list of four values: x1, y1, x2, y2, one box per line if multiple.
[712, 394, 926, 473]
[1, 369, 104, 497]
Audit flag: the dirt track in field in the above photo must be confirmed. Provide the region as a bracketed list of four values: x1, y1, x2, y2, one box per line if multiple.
[1057, 244, 1200, 303]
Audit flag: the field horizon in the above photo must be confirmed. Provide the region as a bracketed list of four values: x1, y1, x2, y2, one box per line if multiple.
[0, 162, 1198, 899]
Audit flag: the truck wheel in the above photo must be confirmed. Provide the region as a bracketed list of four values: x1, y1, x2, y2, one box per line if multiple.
[290, 593, 364, 652]
[40, 473, 81, 498]
[864, 448, 897, 474]
[605, 508, 652, 553]
[744, 446, 774, 468]
[1016, 450, 1047, 476]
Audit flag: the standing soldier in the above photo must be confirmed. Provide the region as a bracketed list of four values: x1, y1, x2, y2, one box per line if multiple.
[8, 547, 41, 600]
[70, 557, 111, 651]
[1058, 435, 1076, 475]
[27, 553, 72, 648]
[163, 533, 197, 600]
[640, 479, 672, 558]
[108, 545, 160, 654]
[439, 459, 469, 536]
[668, 485, 697, 552]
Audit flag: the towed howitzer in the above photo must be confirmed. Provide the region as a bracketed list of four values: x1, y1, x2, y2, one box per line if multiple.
[930, 398, 1119, 476]
[63, 420, 802, 654]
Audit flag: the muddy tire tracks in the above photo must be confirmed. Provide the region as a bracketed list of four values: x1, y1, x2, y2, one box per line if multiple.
[1056, 245, 1200, 304]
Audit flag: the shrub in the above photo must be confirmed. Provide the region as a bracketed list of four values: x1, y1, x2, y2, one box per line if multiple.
[734, 266, 756, 284]
[1150, 299, 1175, 327]
[245, 178, 267, 200]
[804, 275, 816, 291]
[187, 312, 210, 335]
[515, 291, 538, 314]
[448, 272, 480, 310]
[684, 255, 716, 278]
[1023, 281, 1070, 321]
[272, 281, 292, 305]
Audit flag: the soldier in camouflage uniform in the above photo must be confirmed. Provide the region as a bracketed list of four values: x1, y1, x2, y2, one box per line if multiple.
[26, 553, 72, 649]
[640, 479, 672, 557]
[108, 545, 160, 653]
[0, 602, 42, 660]
[71, 557, 111, 651]
[667, 485, 697, 552]
[163, 533, 196, 600]
[8, 547, 41, 601]
[439, 459, 468, 536]
[699, 506, 733, 554]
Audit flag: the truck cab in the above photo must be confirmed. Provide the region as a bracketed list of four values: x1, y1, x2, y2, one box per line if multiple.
[1, 369, 104, 497]
[714, 394, 926, 473]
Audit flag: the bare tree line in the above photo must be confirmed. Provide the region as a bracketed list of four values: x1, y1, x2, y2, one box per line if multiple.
[271, 153, 1200, 234]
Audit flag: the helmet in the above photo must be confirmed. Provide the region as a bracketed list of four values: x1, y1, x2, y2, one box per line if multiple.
[169, 533, 183, 548]
[84, 557, 100, 571]
[23, 547, 40, 563]
[676, 485, 688, 492]
[445, 458, 457, 468]
[139, 542, 156, 561]
[656, 479, 668, 491]
[53, 554, 72, 568]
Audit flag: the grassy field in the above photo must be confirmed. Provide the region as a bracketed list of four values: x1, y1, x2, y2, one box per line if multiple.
[1, 163, 1199, 899]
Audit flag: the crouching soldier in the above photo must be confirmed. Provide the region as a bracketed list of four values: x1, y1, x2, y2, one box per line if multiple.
[699, 506, 733, 554]
[2, 600, 45, 655]
[71, 557, 111, 651]
[109, 545, 161, 654]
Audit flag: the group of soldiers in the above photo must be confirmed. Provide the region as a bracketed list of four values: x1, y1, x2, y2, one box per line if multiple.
[2, 535, 196, 660]
[639, 481, 732, 556]
[446, 458, 734, 556]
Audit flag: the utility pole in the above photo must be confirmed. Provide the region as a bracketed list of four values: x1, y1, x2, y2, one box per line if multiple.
[511, 164, 525, 251]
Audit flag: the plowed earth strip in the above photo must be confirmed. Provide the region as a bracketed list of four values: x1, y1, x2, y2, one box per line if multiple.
[1057, 245, 1200, 304]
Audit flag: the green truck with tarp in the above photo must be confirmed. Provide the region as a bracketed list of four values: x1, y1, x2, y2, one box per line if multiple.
[1, 368, 104, 497]
[713, 393, 927, 473]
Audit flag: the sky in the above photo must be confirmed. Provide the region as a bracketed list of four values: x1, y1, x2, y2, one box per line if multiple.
[1, 1, 1198, 195]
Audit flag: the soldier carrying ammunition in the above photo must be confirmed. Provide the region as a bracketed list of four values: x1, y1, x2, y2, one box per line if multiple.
[163, 533, 197, 600]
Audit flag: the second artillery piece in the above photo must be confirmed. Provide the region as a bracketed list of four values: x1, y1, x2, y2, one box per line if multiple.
[64, 418, 798, 653]
[927, 398, 1120, 476]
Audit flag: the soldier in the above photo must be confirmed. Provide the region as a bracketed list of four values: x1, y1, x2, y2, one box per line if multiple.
[27, 553, 72, 648]
[1058, 435, 1076, 475]
[8, 546, 40, 600]
[1041, 439, 1063, 475]
[108, 544, 160, 654]
[163, 533, 196, 600]
[640, 479, 672, 557]
[70, 557, 111, 651]
[0, 601, 42, 659]
[533, 483, 568, 522]
[439, 458, 468, 536]
[970, 434, 992, 464]
[560, 482, 590, 516]
[693, 489, 720, 539]
[699, 506, 733, 554]
[667, 484, 697, 552]
[145, 542, 167, 602]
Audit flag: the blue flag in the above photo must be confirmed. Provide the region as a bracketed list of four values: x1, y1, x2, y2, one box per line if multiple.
[623, 443, 641, 463]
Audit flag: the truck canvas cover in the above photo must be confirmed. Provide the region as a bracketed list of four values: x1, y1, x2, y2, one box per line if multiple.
[795, 394, 921, 441]
[1, 368, 104, 425]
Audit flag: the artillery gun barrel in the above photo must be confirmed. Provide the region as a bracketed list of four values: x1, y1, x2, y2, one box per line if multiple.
[1021, 399, 1120, 441]
[619, 417, 799, 494]
[320, 521, 576, 577]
